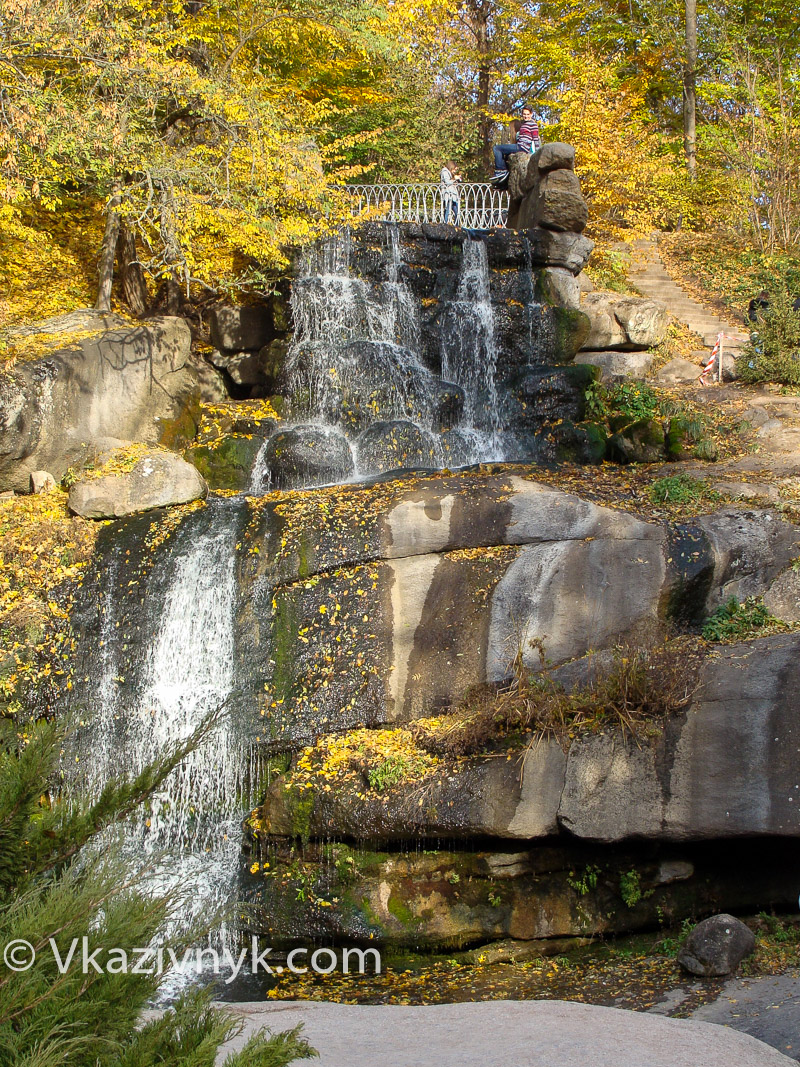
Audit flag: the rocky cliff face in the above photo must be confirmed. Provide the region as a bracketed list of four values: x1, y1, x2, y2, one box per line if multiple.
[0, 314, 223, 491]
[69, 466, 800, 953]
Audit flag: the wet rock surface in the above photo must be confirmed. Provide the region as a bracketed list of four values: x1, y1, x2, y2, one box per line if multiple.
[265, 425, 354, 487]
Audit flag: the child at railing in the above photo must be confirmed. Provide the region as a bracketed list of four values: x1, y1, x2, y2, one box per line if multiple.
[440, 161, 462, 224]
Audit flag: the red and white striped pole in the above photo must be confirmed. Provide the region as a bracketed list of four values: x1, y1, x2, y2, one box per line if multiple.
[699, 333, 721, 385]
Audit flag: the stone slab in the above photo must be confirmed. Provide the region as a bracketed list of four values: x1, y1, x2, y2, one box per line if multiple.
[216, 999, 796, 1066]
[689, 969, 800, 1062]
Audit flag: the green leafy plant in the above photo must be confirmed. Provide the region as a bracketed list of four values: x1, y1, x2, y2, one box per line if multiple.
[584, 380, 610, 422]
[609, 382, 660, 423]
[702, 596, 785, 641]
[567, 864, 601, 896]
[367, 754, 414, 792]
[619, 869, 647, 909]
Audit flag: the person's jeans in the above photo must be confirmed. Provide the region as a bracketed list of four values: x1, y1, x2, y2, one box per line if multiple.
[493, 143, 520, 170]
[443, 199, 459, 224]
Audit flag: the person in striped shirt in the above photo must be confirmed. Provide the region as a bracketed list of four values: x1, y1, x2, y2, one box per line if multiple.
[490, 106, 542, 183]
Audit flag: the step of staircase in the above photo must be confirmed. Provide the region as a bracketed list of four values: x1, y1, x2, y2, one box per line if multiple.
[627, 241, 748, 350]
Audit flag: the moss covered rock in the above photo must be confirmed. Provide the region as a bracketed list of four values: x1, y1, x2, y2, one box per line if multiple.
[185, 435, 262, 490]
[550, 307, 592, 363]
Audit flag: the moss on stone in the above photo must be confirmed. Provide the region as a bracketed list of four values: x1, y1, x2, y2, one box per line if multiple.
[550, 307, 592, 363]
[158, 394, 202, 450]
[269, 587, 301, 709]
[184, 435, 261, 491]
[387, 893, 420, 929]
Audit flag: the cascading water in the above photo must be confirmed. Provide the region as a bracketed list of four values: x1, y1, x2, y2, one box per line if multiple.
[249, 223, 509, 487]
[439, 237, 504, 462]
[283, 227, 435, 435]
[69, 498, 256, 991]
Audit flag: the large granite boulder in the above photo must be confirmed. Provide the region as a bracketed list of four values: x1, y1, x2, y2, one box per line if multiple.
[208, 349, 266, 388]
[763, 567, 800, 621]
[508, 144, 588, 235]
[239, 471, 799, 746]
[355, 420, 434, 475]
[208, 304, 273, 351]
[258, 632, 800, 847]
[525, 229, 594, 276]
[0, 316, 210, 491]
[536, 169, 589, 233]
[613, 296, 669, 347]
[579, 292, 668, 352]
[68, 450, 207, 518]
[574, 350, 654, 380]
[536, 267, 581, 310]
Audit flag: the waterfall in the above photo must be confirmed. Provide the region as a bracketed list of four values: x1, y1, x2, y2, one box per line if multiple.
[70, 498, 255, 989]
[440, 237, 504, 463]
[247, 223, 509, 486]
[284, 226, 437, 436]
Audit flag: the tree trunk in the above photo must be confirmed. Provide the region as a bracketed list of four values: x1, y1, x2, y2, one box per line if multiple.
[117, 220, 149, 317]
[683, 0, 698, 179]
[95, 184, 121, 311]
[468, 0, 493, 171]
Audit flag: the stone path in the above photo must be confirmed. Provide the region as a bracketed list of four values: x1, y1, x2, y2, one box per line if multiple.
[627, 238, 748, 349]
[217, 999, 795, 1066]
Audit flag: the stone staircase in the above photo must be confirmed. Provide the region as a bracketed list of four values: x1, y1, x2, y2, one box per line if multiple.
[627, 239, 749, 350]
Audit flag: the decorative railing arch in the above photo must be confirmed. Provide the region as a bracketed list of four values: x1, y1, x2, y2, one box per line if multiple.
[345, 183, 509, 229]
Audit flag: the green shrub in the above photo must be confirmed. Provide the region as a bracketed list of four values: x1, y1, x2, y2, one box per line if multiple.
[0, 715, 315, 1066]
[609, 382, 660, 423]
[619, 869, 643, 908]
[737, 287, 800, 386]
[702, 596, 785, 641]
[367, 754, 416, 792]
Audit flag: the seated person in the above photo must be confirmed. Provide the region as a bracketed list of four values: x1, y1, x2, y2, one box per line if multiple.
[490, 107, 542, 183]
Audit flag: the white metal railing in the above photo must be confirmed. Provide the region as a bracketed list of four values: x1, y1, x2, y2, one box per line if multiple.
[346, 183, 509, 229]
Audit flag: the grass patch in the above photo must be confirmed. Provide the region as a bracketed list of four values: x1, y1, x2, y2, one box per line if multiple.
[701, 597, 788, 642]
[648, 474, 719, 506]
[412, 637, 706, 758]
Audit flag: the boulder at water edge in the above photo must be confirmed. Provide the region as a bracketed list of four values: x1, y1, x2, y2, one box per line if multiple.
[68, 451, 207, 518]
[355, 420, 434, 475]
[678, 913, 756, 976]
[265, 425, 354, 487]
